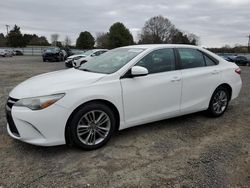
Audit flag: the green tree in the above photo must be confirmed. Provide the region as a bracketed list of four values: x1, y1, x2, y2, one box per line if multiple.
[108, 22, 134, 48]
[96, 32, 109, 49]
[22, 34, 49, 46]
[29, 35, 49, 46]
[0, 33, 7, 47]
[139, 15, 176, 44]
[139, 15, 199, 45]
[171, 31, 191, 44]
[23, 34, 34, 46]
[188, 33, 199, 45]
[76, 31, 95, 49]
[6, 25, 24, 47]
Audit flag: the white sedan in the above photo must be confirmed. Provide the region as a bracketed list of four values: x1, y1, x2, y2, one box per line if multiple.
[0, 49, 13, 57]
[72, 49, 108, 67]
[65, 53, 88, 68]
[6, 45, 242, 150]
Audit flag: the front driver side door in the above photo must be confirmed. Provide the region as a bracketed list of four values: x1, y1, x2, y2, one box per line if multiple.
[120, 48, 182, 128]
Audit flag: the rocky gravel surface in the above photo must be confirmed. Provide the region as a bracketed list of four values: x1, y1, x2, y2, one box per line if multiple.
[0, 56, 249, 187]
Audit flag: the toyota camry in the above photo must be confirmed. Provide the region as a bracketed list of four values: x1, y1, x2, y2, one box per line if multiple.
[6, 45, 242, 150]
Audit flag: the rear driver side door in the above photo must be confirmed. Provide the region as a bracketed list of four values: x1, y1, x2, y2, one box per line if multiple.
[177, 48, 221, 114]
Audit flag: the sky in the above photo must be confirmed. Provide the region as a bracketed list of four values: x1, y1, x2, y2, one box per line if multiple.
[0, 0, 249, 48]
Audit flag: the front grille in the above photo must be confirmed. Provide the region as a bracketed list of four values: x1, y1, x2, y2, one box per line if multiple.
[6, 97, 20, 137]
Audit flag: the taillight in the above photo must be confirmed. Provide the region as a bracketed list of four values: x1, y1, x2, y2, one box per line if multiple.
[235, 68, 241, 75]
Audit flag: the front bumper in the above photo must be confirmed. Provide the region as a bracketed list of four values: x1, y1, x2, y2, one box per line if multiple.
[6, 99, 70, 146]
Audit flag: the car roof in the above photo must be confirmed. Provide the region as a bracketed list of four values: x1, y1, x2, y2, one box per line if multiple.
[121, 44, 201, 50]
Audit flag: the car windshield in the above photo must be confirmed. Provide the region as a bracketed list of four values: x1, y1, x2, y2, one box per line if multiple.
[79, 48, 145, 74]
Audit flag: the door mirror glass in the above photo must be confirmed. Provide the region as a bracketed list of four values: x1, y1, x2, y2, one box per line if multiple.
[131, 66, 148, 77]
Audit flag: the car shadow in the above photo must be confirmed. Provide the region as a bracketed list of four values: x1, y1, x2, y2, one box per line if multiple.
[11, 111, 209, 154]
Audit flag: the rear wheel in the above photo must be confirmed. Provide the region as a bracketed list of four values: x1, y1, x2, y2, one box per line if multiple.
[207, 86, 230, 117]
[68, 102, 116, 150]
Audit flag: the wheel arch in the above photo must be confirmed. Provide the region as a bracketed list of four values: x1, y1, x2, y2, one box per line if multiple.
[215, 83, 232, 101]
[64, 99, 120, 145]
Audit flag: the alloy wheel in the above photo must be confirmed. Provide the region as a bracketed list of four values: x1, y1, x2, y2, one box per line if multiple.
[212, 90, 228, 114]
[76, 110, 111, 145]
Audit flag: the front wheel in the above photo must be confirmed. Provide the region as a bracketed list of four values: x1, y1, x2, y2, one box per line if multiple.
[68, 102, 116, 150]
[206, 87, 230, 117]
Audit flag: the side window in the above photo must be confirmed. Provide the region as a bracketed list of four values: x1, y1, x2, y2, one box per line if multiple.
[178, 48, 205, 69]
[136, 48, 175, 74]
[204, 55, 216, 66]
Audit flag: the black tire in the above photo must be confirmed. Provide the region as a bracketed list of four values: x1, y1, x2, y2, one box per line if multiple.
[68, 102, 116, 150]
[206, 86, 230, 117]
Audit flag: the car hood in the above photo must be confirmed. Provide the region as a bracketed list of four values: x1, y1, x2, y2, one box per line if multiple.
[68, 54, 86, 59]
[10, 68, 106, 99]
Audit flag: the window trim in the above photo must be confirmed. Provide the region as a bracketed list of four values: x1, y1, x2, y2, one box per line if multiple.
[200, 50, 219, 66]
[121, 48, 178, 79]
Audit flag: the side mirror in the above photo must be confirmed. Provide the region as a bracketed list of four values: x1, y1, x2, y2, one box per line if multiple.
[131, 66, 148, 77]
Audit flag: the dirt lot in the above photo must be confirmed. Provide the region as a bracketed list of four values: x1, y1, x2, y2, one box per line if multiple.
[0, 56, 249, 188]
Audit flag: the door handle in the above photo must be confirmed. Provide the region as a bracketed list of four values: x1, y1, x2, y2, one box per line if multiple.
[171, 76, 181, 82]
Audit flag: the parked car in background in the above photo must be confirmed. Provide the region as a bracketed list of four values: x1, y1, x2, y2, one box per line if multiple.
[73, 49, 108, 67]
[235, 55, 249, 66]
[10, 50, 16, 56]
[61, 50, 68, 60]
[227, 55, 237, 62]
[14, 50, 23, 56]
[65, 48, 74, 57]
[220, 55, 237, 63]
[0, 49, 13, 57]
[220, 56, 231, 62]
[65, 52, 89, 68]
[42, 47, 64, 62]
[6, 44, 242, 150]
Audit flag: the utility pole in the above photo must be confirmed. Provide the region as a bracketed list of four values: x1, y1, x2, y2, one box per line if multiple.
[5, 24, 10, 35]
[248, 34, 250, 53]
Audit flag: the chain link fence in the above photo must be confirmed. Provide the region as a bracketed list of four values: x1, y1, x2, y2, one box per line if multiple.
[0, 46, 81, 56]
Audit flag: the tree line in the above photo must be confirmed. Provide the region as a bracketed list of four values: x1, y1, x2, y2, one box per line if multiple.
[0, 25, 49, 47]
[207, 44, 249, 54]
[95, 15, 199, 49]
[0, 15, 199, 49]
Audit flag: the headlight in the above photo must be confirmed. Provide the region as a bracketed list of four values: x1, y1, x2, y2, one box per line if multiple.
[14, 93, 65, 110]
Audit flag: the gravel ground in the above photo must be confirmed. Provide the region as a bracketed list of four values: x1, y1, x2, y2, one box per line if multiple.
[0, 56, 249, 188]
